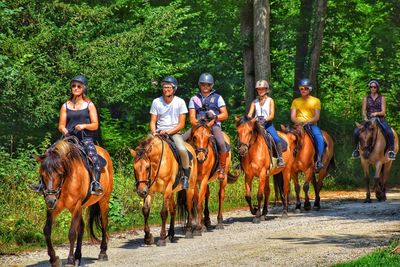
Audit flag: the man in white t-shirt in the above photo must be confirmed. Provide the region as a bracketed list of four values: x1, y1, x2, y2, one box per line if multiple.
[149, 76, 190, 189]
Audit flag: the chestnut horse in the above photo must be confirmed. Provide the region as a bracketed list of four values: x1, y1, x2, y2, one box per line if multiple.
[36, 137, 113, 267]
[129, 135, 197, 246]
[236, 116, 296, 222]
[355, 119, 398, 202]
[189, 118, 234, 232]
[282, 124, 334, 211]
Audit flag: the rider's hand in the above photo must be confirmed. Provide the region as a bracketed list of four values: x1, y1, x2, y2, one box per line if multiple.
[159, 130, 169, 135]
[62, 128, 69, 135]
[75, 124, 86, 131]
[206, 110, 216, 120]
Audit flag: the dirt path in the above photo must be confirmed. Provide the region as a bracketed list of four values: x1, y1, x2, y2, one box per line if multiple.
[2, 189, 400, 267]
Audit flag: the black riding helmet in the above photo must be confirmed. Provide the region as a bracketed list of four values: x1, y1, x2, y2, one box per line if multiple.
[71, 75, 88, 94]
[161, 76, 178, 92]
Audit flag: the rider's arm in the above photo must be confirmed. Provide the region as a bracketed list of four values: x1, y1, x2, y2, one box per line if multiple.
[266, 98, 275, 121]
[247, 102, 255, 118]
[58, 104, 68, 135]
[371, 96, 386, 117]
[216, 106, 228, 122]
[307, 109, 320, 124]
[362, 97, 367, 120]
[189, 109, 197, 126]
[290, 108, 300, 124]
[150, 114, 157, 135]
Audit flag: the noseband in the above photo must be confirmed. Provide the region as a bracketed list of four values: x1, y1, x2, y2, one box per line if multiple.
[193, 125, 212, 162]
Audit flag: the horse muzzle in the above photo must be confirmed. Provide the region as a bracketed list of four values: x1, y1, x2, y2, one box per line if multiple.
[45, 195, 58, 210]
[239, 144, 249, 157]
[137, 186, 149, 199]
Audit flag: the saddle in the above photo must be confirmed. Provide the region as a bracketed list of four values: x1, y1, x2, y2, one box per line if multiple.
[158, 135, 194, 189]
[257, 122, 287, 158]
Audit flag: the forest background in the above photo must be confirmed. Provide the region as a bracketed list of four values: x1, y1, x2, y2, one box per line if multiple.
[0, 0, 399, 253]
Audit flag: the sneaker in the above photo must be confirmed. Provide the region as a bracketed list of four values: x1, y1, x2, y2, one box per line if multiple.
[90, 181, 103, 195]
[388, 151, 396, 161]
[315, 160, 324, 171]
[277, 157, 285, 167]
[29, 183, 43, 193]
[352, 150, 360, 159]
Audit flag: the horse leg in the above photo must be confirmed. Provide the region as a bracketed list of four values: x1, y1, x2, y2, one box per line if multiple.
[157, 196, 169, 246]
[98, 198, 110, 261]
[361, 161, 371, 203]
[204, 185, 211, 230]
[373, 162, 384, 201]
[303, 169, 314, 211]
[167, 196, 177, 242]
[143, 197, 154, 245]
[253, 172, 265, 224]
[311, 173, 321, 210]
[245, 174, 256, 215]
[381, 162, 392, 201]
[292, 172, 301, 212]
[282, 170, 291, 217]
[73, 216, 84, 266]
[261, 173, 270, 221]
[65, 208, 82, 266]
[194, 178, 208, 235]
[216, 180, 227, 229]
[44, 210, 61, 267]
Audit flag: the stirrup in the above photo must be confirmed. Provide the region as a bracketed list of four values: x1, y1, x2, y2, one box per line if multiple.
[315, 160, 324, 171]
[90, 181, 103, 195]
[277, 157, 285, 167]
[182, 175, 189, 190]
[352, 150, 360, 159]
[388, 151, 396, 161]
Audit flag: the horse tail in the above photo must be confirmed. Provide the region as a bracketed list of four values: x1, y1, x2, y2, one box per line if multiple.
[327, 154, 336, 171]
[273, 172, 284, 204]
[177, 190, 188, 228]
[227, 171, 240, 184]
[88, 202, 102, 242]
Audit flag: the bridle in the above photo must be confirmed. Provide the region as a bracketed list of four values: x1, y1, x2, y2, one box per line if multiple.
[238, 121, 256, 153]
[193, 124, 212, 163]
[134, 137, 164, 191]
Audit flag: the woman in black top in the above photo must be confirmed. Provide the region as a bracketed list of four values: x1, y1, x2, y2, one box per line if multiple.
[31, 75, 103, 195]
[352, 79, 396, 160]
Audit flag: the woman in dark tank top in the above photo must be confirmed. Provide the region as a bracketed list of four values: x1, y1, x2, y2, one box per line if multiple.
[352, 79, 396, 160]
[31, 75, 104, 195]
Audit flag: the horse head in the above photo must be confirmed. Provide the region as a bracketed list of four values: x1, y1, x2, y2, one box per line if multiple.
[130, 135, 160, 198]
[356, 120, 377, 159]
[36, 138, 77, 210]
[235, 116, 258, 157]
[192, 118, 213, 163]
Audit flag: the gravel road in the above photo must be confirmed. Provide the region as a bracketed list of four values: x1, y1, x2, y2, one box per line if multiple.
[2, 189, 400, 267]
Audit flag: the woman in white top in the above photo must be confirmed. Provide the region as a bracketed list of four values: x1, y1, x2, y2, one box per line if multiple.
[247, 80, 286, 166]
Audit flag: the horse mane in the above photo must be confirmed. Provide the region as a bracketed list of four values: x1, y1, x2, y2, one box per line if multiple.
[41, 138, 81, 176]
[236, 115, 265, 135]
[135, 134, 155, 158]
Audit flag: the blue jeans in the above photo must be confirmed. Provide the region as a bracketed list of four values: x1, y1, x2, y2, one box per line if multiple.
[305, 124, 324, 158]
[263, 121, 286, 150]
[377, 118, 395, 150]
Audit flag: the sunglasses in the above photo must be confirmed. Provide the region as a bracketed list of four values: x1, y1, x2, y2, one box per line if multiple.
[71, 84, 83, 89]
[299, 86, 309, 91]
[369, 86, 377, 89]
[200, 83, 212, 87]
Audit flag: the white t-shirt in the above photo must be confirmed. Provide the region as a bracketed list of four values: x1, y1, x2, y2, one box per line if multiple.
[149, 96, 188, 131]
[254, 97, 272, 117]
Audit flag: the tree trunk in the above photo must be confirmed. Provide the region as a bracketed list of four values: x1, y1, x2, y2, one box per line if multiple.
[241, 1, 255, 112]
[293, 0, 313, 97]
[309, 0, 327, 97]
[253, 0, 271, 83]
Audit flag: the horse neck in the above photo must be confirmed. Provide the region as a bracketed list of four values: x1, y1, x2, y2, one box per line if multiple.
[372, 126, 385, 153]
[296, 132, 314, 159]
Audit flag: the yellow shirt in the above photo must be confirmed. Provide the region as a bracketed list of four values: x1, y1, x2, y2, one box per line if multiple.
[290, 96, 321, 122]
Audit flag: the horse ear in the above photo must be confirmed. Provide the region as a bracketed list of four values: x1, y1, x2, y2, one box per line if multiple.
[280, 124, 286, 131]
[235, 116, 240, 123]
[251, 117, 257, 123]
[35, 155, 45, 163]
[355, 122, 362, 129]
[129, 148, 137, 158]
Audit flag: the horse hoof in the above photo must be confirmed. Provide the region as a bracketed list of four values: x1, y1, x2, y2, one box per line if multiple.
[260, 215, 266, 221]
[144, 234, 154, 245]
[98, 253, 108, 261]
[64, 264, 74, 267]
[295, 208, 301, 213]
[215, 223, 224, 230]
[281, 211, 288, 218]
[252, 217, 261, 224]
[51, 256, 61, 267]
[185, 231, 194, 239]
[304, 205, 311, 211]
[157, 240, 166, 246]
[313, 206, 321, 211]
[193, 229, 202, 236]
[364, 199, 372, 203]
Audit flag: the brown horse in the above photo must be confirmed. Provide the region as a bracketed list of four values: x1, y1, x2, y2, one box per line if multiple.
[189, 118, 234, 231]
[282, 124, 334, 211]
[36, 137, 113, 267]
[129, 135, 197, 246]
[355, 119, 399, 202]
[236, 116, 296, 222]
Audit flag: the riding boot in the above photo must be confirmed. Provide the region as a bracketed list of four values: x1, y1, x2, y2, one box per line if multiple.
[352, 144, 360, 159]
[29, 180, 44, 194]
[315, 155, 324, 172]
[218, 152, 229, 181]
[90, 169, 103, 195]
[182, 167, 190, 190]
[276, 143, 285, 167]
